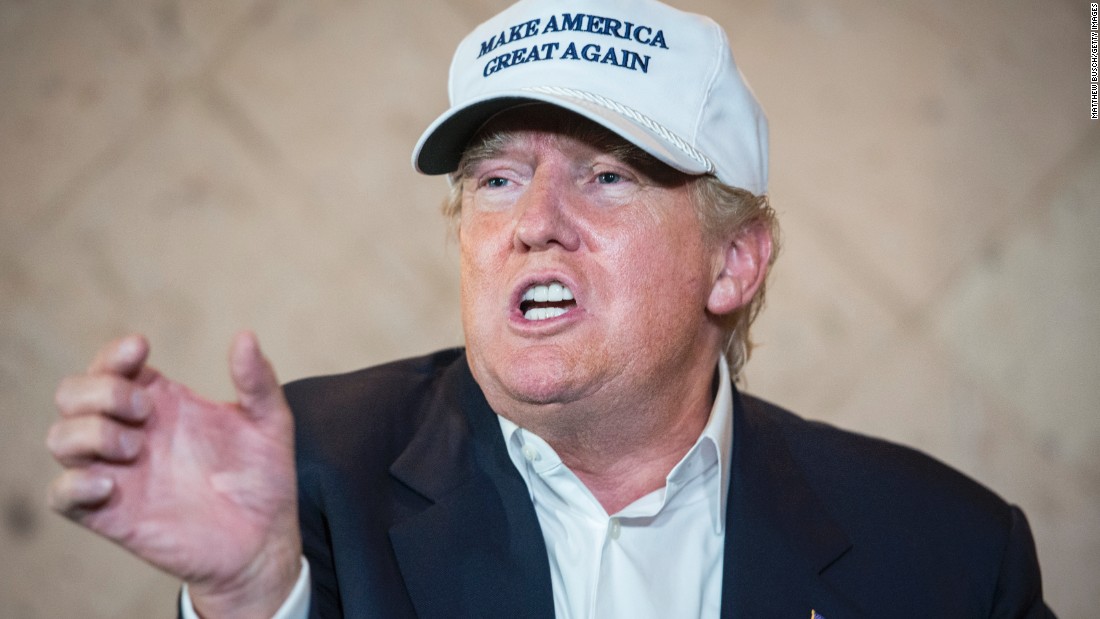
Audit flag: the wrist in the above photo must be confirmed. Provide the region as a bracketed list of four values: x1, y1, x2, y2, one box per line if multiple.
[188, 533, 303, 619]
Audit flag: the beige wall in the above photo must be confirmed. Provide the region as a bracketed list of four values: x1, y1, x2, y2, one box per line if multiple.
[2, 0, 1096, 616]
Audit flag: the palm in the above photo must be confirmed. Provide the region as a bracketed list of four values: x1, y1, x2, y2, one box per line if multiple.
[78, 369, 297, 586]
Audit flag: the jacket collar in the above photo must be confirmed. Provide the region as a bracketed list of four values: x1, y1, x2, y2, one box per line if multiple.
[388, 355, 555, 619]
[722, 388, 861, 617]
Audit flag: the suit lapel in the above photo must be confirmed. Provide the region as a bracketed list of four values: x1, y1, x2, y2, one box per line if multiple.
[388, 358, 555, 619]
[722, 390, 862, 618]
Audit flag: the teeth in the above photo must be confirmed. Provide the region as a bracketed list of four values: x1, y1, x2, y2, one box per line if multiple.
[520, 281, 576, 321]
[522, 282, 574, 302]
[524, 306, 569, 321]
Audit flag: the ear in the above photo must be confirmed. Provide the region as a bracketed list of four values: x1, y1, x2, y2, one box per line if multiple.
[707, 223, 773, 315]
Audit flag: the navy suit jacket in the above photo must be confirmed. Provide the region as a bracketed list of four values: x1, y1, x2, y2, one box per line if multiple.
[284, 348, 1054, 618]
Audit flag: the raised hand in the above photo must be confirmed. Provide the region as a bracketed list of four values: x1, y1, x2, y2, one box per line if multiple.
[47, 332, 302, 618]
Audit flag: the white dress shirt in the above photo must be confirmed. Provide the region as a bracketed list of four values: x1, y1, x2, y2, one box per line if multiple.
[498, 355, 733, 619]
[183, 357, 733, 619]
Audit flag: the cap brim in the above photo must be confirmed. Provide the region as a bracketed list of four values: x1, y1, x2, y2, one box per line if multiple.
[413, 90, 712, 178]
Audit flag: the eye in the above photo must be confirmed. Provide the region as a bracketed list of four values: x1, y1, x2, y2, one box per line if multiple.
[595, 171, 622, 184]
[484, 176, 510, 188]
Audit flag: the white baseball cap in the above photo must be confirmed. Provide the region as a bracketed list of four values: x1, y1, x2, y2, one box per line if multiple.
[412, 0, 768, 194]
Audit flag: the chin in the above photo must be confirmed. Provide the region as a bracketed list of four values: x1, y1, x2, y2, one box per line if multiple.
[475, 345, 586, 408]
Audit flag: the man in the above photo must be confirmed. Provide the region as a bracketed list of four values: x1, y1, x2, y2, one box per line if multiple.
[46, 0, 1054, 617]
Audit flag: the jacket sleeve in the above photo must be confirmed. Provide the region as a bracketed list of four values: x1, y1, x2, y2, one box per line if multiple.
[299, 461, 344, 618]
[990, 505, 1056, 619]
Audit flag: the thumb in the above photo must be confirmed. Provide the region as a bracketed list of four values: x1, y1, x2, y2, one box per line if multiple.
[229, 331, 287, 421]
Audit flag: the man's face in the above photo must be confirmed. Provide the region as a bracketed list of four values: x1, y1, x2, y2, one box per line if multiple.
[457, 111, 726, 427]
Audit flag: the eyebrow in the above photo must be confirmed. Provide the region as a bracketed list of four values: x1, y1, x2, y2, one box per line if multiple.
[457, 128, 683, 188]
[457, 133, 515, 179]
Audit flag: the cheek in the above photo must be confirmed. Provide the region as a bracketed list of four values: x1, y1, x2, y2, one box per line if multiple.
[601, 226, 713, 320]
[458, 254, 490, 324]
[458, 221, 510, 315]
[458, 215, 493, 271]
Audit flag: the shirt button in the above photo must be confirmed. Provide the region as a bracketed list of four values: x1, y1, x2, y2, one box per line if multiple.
[521, 444, 540, 462]
[608, 518, 621, 540]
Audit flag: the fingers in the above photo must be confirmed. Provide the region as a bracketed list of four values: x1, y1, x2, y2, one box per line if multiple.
[88, 334, 150, 378]
[46, 414, 145, 466]
[229, 331, 288, 421]
[47, 469, 114, 517]
[50, 335, 153, 474]
[55, 373, 153, 423]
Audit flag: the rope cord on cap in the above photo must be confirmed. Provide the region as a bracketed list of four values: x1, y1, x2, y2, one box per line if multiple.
[520, 85, 715, 173]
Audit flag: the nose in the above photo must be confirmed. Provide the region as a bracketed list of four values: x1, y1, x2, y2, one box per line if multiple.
[513, 170, 582, 252]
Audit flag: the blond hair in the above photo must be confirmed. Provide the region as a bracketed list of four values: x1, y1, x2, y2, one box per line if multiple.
[689, 177, 779, 377]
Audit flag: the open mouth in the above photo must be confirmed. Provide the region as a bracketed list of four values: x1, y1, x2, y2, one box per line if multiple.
[519, 281, 577, 321]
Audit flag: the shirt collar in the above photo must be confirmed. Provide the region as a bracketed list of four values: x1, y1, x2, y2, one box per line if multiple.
[496, 355, 734, 534]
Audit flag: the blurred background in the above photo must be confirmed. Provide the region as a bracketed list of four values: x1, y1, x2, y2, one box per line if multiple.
[1, 0, 1097, 616]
